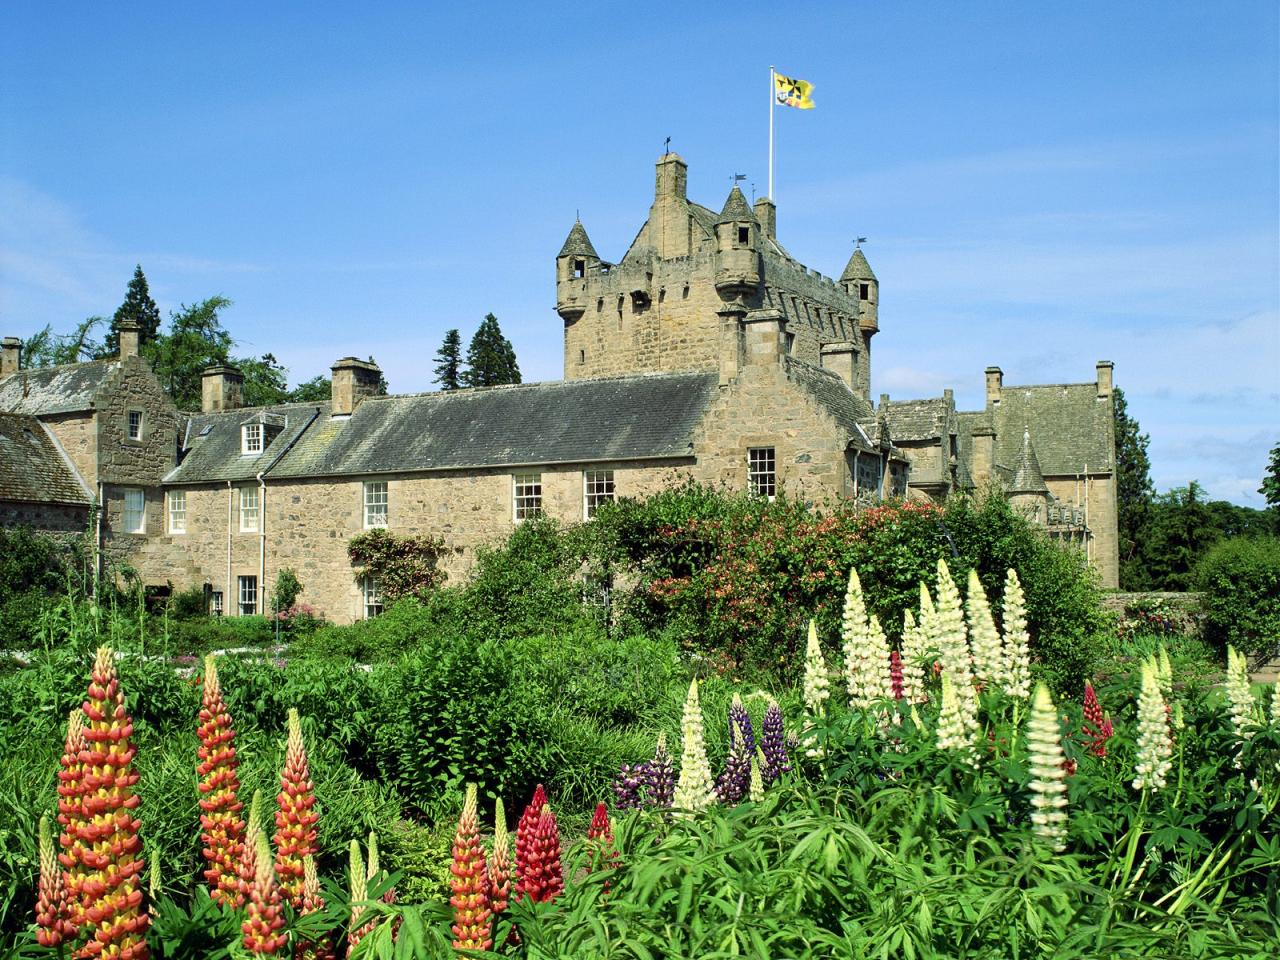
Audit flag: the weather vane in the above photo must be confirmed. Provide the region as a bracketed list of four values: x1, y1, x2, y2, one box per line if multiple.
[855, 236, 868, 247]
[664, 136, 671, 155]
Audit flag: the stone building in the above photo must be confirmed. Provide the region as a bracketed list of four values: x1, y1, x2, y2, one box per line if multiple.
[0, 151, 1119, 619]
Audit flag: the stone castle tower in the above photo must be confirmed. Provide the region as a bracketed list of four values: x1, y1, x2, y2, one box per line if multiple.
[556, 152, 879, 400]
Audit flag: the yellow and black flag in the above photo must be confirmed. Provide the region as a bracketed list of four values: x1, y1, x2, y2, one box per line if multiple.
[774, 72, 815, 110]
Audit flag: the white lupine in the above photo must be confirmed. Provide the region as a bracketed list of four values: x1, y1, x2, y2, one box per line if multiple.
[1155, 646, 1173, 700]
[801, 620, 830, 758]
[933, 560, 970, 682]
[900, 608, 928, 704]
[917, 583, 939, 663]
[867, 614, 894, 702]
[1132, 660, 1174, 793]
[748, 749, 764, 803]
[842, 569, 883, 710]
[965, 568, 1004, 691]
[1001, 568, 1032, 701]
[673, 678, 716, 814]
[1225, 646, 1257, 758]
[1271, 682, 1280, 723]
[1026, 683, 1069, 851]
[935, 673, 977, 765]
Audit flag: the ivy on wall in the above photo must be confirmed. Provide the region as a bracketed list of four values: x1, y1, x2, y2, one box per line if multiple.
[347, 528, 448, 602]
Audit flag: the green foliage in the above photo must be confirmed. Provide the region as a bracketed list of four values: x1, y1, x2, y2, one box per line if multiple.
[1195, 536, 1280, 659]
[0, 526, 92, 649]
[461, 312, 520, 387]
[164, 614, 278, 655]
[288, 374, 331, 402]
[1262, 441, 1280, 511]
[235, 351, 291, 407]
[21, 316, 107, 367]
[1114, 386, 1155, 589]
[166, 585, 209, 620]
[432, 327, 462, 390]
[348, 528, 447, 603]
[271, 567, 303, 614]
[105, 264, 162, 353]
[142, 296, 235, 410]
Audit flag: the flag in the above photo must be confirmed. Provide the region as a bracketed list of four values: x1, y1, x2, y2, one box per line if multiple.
[774, 73, 815, 110]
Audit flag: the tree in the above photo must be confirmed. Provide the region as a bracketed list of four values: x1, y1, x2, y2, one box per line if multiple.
[461, 314, 521, 388]
[1138, 482, 1219, 591]
[287, 376, 331, 403]
[1113, 387, 1155, 589]
[104, 265, 162, 354]
[235, 353, 290, 408]
[142, 297, 234, 410]
[1261, 442, 1280, 511]
[433, 328, 463, 390]
[21, 317, 106, 367]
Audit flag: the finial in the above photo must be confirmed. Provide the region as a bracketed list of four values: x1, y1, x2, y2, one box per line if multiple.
[664, 136, 671, 155]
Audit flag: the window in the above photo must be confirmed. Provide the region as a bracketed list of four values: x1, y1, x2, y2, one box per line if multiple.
[239, 487, 259, 532]
[785, 332, 796, 355]
[363, 577, 384, 619]
[127, 410, 143, 441]
[584, 469, 615, 519]
[573, 259, 585, 278]
[737, 225, 750, 245]
[578, 349, 586, 365]
[747, 447, 776, 500]
[238, 576, 257, 616]
[167, 490, 187, 533]
[859, 282, 870, 301]
[242, 423, 263, 455]
[513, 472, 542, 521]
[210, 591, 223, 617]
[123, 488, 146, 534]
[363, 481, 388, 528]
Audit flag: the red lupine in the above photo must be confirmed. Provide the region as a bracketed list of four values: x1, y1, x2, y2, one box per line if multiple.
[238, 790, 265, 906]
[585, 802, 620, 896]
[488, 798, 510, 916]
[35, 816, 74, 947]
[73, 646, 150, 959]
[1081, 682, 1114, 758]
[294, 855, 335, 960]
[55, 707, 87, 933]
[889, 650, 906, 701]
[242, 834, 287, 956]
[196, 655, 245, 906]
[514, 783, 547, 882]
[515, 806, 563, 905]
[450, 784, 493, 952]
[274, 708, 318, 908]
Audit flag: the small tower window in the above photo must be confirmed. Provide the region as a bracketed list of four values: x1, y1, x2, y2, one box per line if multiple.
[737, 226, 750, 245]
[859, 283, 870, 300]
[579, 349, 586, 365]
[573, 259, 585, 279]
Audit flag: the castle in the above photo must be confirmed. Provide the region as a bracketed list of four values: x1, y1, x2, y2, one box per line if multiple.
[0, 152, 1118, 622]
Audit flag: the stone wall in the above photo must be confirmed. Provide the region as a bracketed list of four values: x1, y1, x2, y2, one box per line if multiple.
[0, 499, 90, 535]
[42, 412, 98, 488]
[95, 356, 181, 488]
[1045, 473, 1119, 588]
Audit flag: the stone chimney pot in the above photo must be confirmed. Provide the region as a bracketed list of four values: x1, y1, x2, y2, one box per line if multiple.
[1, 337, 20, 377]
[118, 319, 140, 359]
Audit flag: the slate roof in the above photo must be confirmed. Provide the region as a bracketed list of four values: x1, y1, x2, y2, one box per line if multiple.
[783, 358, 882, 452]
[1008, 430, 1049, 494]
[0, 413, 91, 505]
[0, 360, 118, 415]
[716, 186, 756, 224]
[164, 403, 325, 484]
[557, 221, 599, 259]
[885, 397, 951, 442]
[840, 247, 877, 282]
[992, 383, 1113, 475]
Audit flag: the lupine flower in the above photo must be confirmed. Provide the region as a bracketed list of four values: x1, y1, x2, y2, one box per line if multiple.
[74, 646, 150, 960]
[760, 699, 791, 784]
[715, 733, 751, 804]
[35, 816, 73, 947]
[644, 733, 675, 808]
[450, 783, 493, 952]
[367, 830, 396, 909]
[889, 650, 905, 701]
[1155, 646, 1173, 699]
[586, 802, 620, 890]
[801, 620, 830, 757]
[1081, 682, 1113, 758]
[1026, 683, 1069, 851]
[1001, 569, 1032, 700]
[274, 708, 319, 908]
[842, 569, 889, 709]
[488, 798, 511, 916]
[611, 763, 646, 811]
[933, 561, 972, 687]
[148, 849, 160, 918]
[196, 655, 245, 906]
[748, 749, 765, 802]
[55, 707, 87, 932]
[515, 805, 564, 904]
[347, 839, 374, 952]
[1225, 646, 1258, 765]
[242, 833, 287, 957]
[515, 783, 549, 882]
[673, 678, 717, 813]
[728, 697, 755, 759]
[1133, 660, 1173, 792]
[899, 609, 928, 704]
[1271, 681, 1280, 723]
[296, 855, 336, 960]
[936, 674, 977, 766]
[917, 583, 939, 666]
[965, 569, 1003, 690]
[238, 790, 264, 905]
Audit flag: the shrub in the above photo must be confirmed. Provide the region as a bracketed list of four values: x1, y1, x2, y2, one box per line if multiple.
[348, 528, 447, 602]
[166, 585, 209, 620]
[270, 567, 303, 613]
[164, 614, 278, 655]
[1195, 536, 1280, 660]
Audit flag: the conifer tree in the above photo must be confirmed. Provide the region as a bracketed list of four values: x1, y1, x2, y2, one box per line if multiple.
[461, 314, 521, 388]
[433, 328, 463, 390]
[105, 265, 162, 354]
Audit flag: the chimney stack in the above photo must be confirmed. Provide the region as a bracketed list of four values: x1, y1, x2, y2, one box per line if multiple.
[331, 357, 382, 416]
[1, 337, 20, 377]
[1096, 360, 1114, 398]
[201, 365, 244, 413]
[117, 319, 140, 359]
[985, 366, 1003, 408]
[753, 197, 776, 240]
[654, 152, 687, 201]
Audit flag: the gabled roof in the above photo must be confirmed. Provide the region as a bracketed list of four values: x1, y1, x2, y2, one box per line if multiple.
[716, 186, 756, 224]
[783, 358, 882, 453]
[557, 220, 599, 259]
[165, 402, 324, 484]
[992, 383, 1113, 475]
[840, 247, 876, 283]
[0, 412, 92, 505]
[1008, 430, 1049, 494]
[885, 397, 952, 442]
[0, 360, 119, 415]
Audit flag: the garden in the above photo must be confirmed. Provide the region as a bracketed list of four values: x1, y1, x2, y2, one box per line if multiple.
[1, 489, 1278, 959]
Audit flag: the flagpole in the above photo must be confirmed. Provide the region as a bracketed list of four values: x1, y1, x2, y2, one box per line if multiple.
[768, 65, 775, 200]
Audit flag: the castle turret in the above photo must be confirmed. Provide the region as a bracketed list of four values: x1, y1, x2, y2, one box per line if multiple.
[840, 246, 878, 344]
[1008, 429, 1050, 522]
[555, 219, 600, 322]
[713, 186, 760, 300]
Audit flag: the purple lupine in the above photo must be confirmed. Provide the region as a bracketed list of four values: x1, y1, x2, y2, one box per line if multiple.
[716, 741, 750, 804]
[729, 695, 755, 758]
[612, 763, 646, 811]
[644, 734, 675, 808]
[761, 700, 791, 785]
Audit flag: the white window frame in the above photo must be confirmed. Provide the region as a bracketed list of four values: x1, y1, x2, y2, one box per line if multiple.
[512, 472, 542, 522]
[127, 409, 143, 441]
[363, 480, 388, 529]
[167, 489, 187, 534]
[583, 469, 615, 520]
[237, 575, 257, 616]
[210, 590, 223, 617]
[363, 576, 384, 619]
[747, 447, 777, 500]
[241, 423, 263, 455]
[123, 488, 146, 534]
[239, 486, 259, 533]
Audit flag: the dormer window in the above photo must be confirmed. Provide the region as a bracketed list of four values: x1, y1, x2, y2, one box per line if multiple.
[737, 225, 750, 245]
[242, 423, 263, 455]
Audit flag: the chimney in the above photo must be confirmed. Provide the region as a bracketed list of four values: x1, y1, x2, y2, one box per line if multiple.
[741, 310, 786, 369]
[331, 357, 382, 416]
[1096, 360, 1114, 398]
[117, 319, 140, 359]
[820, 341, 857, 391]
[654, 152, 687, 201]
[985, 366, 1003, 408]
[753, 197, 777, 240]
[717, 306, 746, 386]
[1, 337, 20, 377]
[201, 365, 244, 413]
[970, 425, 996, 486]
[943, 387, 954, 407]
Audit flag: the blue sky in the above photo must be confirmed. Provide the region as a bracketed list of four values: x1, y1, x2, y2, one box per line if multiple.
[2, 1, 1276, 505]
